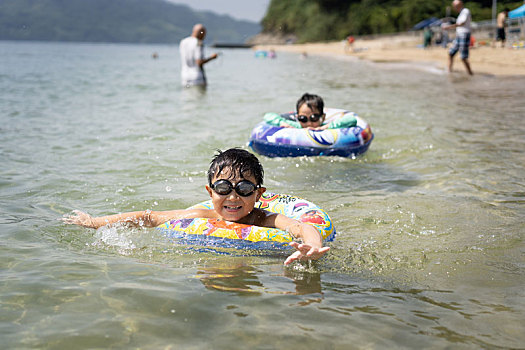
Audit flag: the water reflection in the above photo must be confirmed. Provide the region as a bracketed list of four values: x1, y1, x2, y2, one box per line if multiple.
[317, 278, 523, 347]
[196, 264, 264, 295]
[180, 85, 207, 107]
[195, 262, 322, 296]
[284, 268, 322, 296]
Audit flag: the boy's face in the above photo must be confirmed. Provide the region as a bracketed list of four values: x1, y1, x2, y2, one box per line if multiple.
[297, 104, 325, 128]
[205, 169, 265, 222]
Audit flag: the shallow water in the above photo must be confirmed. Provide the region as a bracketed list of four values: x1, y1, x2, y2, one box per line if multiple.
[1, 41, 524, 349]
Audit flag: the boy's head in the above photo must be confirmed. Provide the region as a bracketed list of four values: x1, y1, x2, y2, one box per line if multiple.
[206, 148, 266, 222]
[207, 148, 264, 186]
[296, 93, 325, 128]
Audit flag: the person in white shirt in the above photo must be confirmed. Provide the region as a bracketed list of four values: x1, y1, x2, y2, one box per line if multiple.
[443, 0, 473, 75]
[179, 24, 218, 87]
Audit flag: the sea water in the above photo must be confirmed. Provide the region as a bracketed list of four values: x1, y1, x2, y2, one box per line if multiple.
[1, 40, 524, 349]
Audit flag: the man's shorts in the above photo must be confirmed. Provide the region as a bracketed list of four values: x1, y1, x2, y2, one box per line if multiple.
[496, 27, 506, 41]
[449, 33, 471, 59]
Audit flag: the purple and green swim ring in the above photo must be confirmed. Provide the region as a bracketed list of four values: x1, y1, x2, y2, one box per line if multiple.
[249, 108, 374, 158]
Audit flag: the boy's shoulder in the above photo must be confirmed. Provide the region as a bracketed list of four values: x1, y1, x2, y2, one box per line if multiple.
[250, 207, 278, 224]
[184, 207, 217, 219]
[251, 207, 273, 217]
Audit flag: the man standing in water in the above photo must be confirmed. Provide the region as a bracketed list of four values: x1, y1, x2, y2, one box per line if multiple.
[179, 24, 218, 87]
[444, 0, 473, 75]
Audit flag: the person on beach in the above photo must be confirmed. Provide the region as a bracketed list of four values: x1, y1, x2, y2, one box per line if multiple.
[423, 27, 433, 48]
[179, 23, 218, 87]
[443, 0, 473, 75]
[495, 8, 509, 48]
[345, 35, 355, 52]
[62, 148, 330, 266]
[263, 93, 357, 130]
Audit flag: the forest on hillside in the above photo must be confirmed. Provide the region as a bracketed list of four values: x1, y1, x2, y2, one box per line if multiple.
[261, 0, 523, 42]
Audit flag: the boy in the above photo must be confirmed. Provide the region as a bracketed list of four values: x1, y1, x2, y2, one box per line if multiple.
[63, 148, 330, 265]
[263, 93, 357, 130]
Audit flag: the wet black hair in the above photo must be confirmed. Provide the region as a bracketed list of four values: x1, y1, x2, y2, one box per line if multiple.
[296, 93, 324, 114]
[207, 148, 264, 186]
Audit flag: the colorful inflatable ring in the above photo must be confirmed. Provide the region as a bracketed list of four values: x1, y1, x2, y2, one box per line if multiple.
[249, 108, 374, 158]
[157, 192, 335, 250]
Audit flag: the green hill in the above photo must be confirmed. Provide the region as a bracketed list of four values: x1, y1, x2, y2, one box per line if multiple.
[261, 0, 523, 43]
[0, 0, 260, 44]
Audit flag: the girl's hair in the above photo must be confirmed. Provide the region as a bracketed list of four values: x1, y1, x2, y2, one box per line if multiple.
[207, 148, 264, 186]
[296, 93, 324, 114]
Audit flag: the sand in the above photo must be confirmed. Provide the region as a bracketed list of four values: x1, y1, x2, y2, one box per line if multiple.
[254, 34, 525, 77]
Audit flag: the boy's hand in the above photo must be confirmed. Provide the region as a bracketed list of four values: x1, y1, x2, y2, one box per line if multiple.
[284, 242, 330, 265]
[62, 210, 95, 228]
[307, 124, 329, 131]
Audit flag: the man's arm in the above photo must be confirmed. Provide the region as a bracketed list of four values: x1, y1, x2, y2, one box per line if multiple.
[197, 53, 218, 67]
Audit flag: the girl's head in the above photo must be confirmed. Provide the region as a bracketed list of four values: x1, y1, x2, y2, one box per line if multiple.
[296, 93, 325, 128]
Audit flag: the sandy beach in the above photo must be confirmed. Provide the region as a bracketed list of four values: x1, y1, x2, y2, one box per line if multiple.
[254, 34, 525, 76]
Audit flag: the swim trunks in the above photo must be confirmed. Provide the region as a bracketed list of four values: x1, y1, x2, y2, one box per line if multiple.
[496, 27, 506, 41]
[449, 33, 471, 59]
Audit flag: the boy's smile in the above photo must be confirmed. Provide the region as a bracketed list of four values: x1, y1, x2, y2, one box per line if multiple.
[206, 171, 265, 223]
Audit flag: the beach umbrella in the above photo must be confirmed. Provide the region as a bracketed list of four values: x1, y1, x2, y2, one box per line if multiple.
[509, 4, 525, 19]
[412, 17, 441, 30]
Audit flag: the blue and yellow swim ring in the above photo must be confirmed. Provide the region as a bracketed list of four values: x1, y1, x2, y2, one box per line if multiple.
[249, 107, 373, 158]
[157, 192, 335, 250]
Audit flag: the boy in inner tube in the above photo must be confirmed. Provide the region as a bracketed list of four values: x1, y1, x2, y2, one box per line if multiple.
[62, 148, 330, 265]
[264, 93, 357, 130]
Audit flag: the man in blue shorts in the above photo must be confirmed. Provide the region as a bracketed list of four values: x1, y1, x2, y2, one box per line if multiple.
[444, 0, 473, 75]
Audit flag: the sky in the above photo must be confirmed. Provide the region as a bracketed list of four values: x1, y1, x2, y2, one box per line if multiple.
[166, 0, 271, 23]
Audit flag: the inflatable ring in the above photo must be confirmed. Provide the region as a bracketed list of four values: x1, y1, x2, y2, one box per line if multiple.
[157, 192, 335, 250]
[249, 108, 373, 158]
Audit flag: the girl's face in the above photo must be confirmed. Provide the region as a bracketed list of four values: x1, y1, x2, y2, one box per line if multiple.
[297, 103, 325, 128]
[205, 169, 265, 222]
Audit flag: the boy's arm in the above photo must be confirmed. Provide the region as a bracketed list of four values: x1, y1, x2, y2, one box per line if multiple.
[269, 213, 330, 265]
[309, 113, 357, 131]
[263, 112, 301, 128]
[63, 209, 209, 229]
[327, 113, 357, 129]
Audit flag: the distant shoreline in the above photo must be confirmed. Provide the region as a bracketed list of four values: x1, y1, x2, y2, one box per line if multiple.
[254, 34, 525, 77]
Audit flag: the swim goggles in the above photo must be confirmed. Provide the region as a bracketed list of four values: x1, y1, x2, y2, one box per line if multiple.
[210, 179, 260, 197]
[297, 114, 323, 123]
